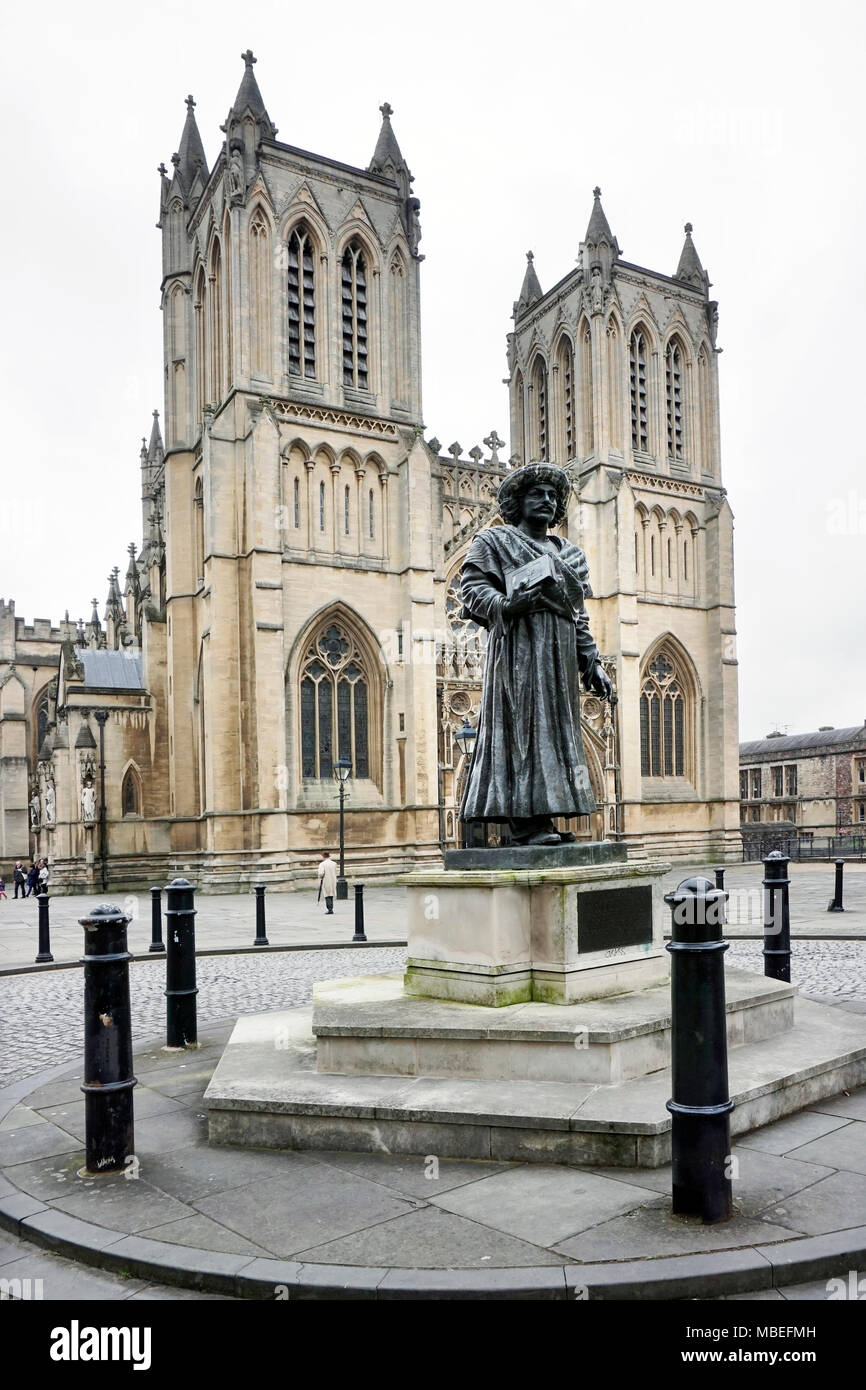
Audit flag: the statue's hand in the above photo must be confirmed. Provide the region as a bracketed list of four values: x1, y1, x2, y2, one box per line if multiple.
[588, 664, 613, 700]
[502, 588, 544, 618]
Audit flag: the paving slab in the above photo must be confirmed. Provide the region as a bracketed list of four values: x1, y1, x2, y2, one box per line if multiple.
[736, 1109, 853, 1155]
[781, 1120, 866, 1175]
[0, 1251, 149, 1298]
[309, 1150, 513, 1199]
[0, 1120, 83, 1167]
[138, 1213, 270, 1256]
[726, 1146, 835, 1216]
[293, 1204, 567, 1269]
[552, 1207, 800, 1262]
[49, 1174, 194, 1233]
[753, 1169, 866, 1236]
[192, 1166, 421, 1258]
[430, 1167, 658, 1247]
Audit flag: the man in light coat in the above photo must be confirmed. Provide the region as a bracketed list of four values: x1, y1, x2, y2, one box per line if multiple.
[317, 851, 337, 914]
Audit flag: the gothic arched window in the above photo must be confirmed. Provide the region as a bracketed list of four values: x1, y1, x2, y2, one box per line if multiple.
[639, 649, 691, 779]
[287, 223, 316, 378]
[319, 480, 326, 532]
[389, 250, 408, 404]
[122, 768, 140, 817]
[630, 328, 649, 453]
[293, 476, 300, 529]
[369, 488, 375, 539]
[300, 622, 371, 780]
[342, 241, 369, 389]
[665, 337, 685, 460]
[250, 211, 271, 378]
[532, 357, 548, 460]
[578, 323, 594, 457]
[344, 485, 351, 536]
[558, 339, 574, 460]
[607, 319, 623, 452]
[194, 477, 204, 582]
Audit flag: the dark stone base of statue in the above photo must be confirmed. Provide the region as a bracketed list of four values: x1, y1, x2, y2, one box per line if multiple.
[445, 840, 627, 871]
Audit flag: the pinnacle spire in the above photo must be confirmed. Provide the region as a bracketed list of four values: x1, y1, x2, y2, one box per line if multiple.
[675, 222, 710, 294]
[225, 50, 277, 140]
[147, 410, 163, 464]
[584, 185, 615, 245]
[368, 101, 410, 181]
[175, 94, 208, 194]
[515, 250, 543, 315]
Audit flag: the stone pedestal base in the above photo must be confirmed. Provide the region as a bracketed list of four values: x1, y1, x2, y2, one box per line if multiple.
[400, 851, 671, 1006]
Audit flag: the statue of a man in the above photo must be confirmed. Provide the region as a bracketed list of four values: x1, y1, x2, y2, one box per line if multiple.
[81, 783, 97, 823]
[30, 791, 40, 828]
[459, 462, 612, 846]
[228, 143, 246, 202]
[44, 782, 56, 826]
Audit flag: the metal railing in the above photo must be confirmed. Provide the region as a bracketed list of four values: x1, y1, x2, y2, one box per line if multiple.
[741, 833, 866, 862]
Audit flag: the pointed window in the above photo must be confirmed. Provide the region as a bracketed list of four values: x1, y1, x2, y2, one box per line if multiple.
[532, 358, 548, 460]
[319, 480, 326, 532]
[287, 223, 316, 378]
[293, 476, 300, 529]
[606, 320, 623, 452]
[342, 242, 369, 389]
[514, 370, 526, 464]
[558, 339, 575, 460]
[194, 265, 207, 416]
[194, 477, 204, 582]
[639, 648, 692, 779]
[579, 324, 594, 457]
[390, 251, 408, 404]
[698, 348, 711, 471]
[629, 328, 648, 453]
[121, 768, 141, 817]
[250, 211, 271, 378]
[344, 485, 351, 536]
[666, 338, 685, 460]
[369, 488, 375, 539]
[299, 621, 373, 781]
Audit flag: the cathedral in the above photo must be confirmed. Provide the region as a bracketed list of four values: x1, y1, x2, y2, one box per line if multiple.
[0, 52, 741, 891]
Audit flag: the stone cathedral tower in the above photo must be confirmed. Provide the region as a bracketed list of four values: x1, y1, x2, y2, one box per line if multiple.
[508, 191, 740, 857]
[155, 52, 442, 879]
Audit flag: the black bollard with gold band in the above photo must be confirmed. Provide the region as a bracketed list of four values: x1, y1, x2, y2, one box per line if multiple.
[79, 903, 137, 1175]
[665, 876, 733, 1224]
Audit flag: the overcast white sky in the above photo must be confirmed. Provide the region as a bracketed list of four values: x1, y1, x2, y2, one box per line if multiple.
[2, 0, 864, 742]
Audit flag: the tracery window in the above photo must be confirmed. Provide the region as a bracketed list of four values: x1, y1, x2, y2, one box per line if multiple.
[629, 328, 648, 452]
[639, 650, 689, 778]
[666, 338, 685, 460]
[287, 224, 316, 378]
[300, 623, 370, 780]
[342, 241, 369, 389]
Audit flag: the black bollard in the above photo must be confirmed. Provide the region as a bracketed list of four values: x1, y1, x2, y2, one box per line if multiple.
[827, 858, 845, 913]
[762, 850, 792, 982]
[149, 886, 165, 953]
[164, 877, 198, 1048]
[79, 904, 137, 1175]
[665, 876, 733, 1224]
[714, 866, 726, 892]
[35, 892, 54, 963]
[352, 882, 367, 942]
[253, 883, 269, 946]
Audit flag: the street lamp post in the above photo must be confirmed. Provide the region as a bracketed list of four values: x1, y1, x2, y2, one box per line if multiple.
[333, 756, 352, 900]
[454, 718, 477, 850]
[94, 710, 109, 892]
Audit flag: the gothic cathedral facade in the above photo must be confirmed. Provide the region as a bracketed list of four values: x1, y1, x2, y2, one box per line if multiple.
[0, 54, 740, 889]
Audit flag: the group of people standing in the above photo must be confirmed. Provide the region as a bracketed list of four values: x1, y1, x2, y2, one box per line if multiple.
[0, 859, 50, 900]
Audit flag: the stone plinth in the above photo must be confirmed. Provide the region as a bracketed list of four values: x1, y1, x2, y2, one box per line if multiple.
[400, 854, 671, 1006]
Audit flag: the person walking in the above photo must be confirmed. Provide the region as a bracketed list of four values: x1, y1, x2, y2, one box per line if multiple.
[12, 861, 26, 899]
[38, 859, 50, 894]
[0, 874, 7, 900]
[317, 851, 337, 914]
[25, 862, 39, 897]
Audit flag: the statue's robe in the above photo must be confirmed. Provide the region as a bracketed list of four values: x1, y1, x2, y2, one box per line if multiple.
[459, 525, 600, 822]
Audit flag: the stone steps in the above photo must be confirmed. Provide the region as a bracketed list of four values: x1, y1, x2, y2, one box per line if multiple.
[205, 991, 866, 1167]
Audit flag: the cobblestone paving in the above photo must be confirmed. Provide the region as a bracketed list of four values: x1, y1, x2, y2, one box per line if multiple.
[3, 934, 866, 1092]
[0, 946, 406, 1090]
[726, 939, 866, 1002]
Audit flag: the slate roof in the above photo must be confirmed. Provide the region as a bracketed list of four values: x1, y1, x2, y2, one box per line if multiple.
[80, 650, 144, 691]
[740, 726, 866, 759]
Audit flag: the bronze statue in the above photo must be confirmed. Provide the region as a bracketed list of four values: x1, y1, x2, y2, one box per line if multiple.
[459, 462, 612, 846]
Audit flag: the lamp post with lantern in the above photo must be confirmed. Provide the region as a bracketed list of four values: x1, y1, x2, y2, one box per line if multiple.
[454, 718, 478, 849]
[333, 756, 352, 900]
